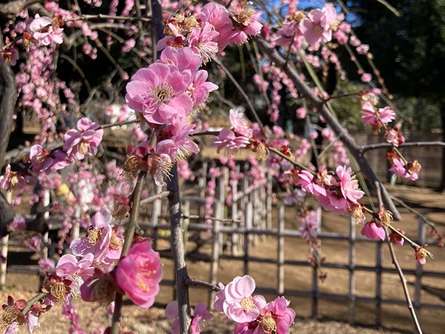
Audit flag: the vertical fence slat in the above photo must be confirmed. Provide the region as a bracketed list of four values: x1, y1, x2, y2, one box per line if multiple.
[277, 204, 285, 295]
[348, 216, 356, 324]
[199, 161, 208, 219]
[0, 234, 8, 290]
[375, 241, 383, 326]
[266, 172, 273, 230]
[0, 191, 12, 290]
[209, 216, 220, 307]
[182, 200, 190, 249]
[230, 169, 239, 255]
[311, 263, 319, 319]
[243, 200, 252, 275]
[152, 184, 162, 250]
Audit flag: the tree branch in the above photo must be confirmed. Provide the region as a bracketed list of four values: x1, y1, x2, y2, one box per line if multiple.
[111, 172, 145, 334]
[0, 32, 18, 170]
[258, 40, 401, 220]
[375, 182, 423, 334]
[362, 141, 445, 153]
[167, 165, 190, 333]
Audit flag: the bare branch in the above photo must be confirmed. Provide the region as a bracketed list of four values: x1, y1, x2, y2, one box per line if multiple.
[258, 40, 401, 220]
[362, 141, 445, 153]
[376, 182, 423, 334]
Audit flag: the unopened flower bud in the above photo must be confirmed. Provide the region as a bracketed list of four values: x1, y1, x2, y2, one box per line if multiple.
[124, 155, 144, 177]
[389, 229, 404, 246]
[378, 208, 392, 226]
[415, 247, 428, 265]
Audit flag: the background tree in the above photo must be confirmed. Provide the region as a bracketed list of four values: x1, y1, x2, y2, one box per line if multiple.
[348, 0, 445, 188]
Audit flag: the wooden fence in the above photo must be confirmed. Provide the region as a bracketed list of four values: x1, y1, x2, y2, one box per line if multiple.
[138, 163, 445, 330]
[2, 162, 445, 331]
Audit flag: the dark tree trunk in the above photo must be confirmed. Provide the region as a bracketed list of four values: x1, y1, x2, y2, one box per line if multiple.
[440, 101, 445, 191]
[0, 32, 17, 169]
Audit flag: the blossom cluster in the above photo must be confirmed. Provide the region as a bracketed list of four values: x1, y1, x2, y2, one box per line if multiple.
[164, 275, 295, 334]
[214, 275, 295, 334]
[0, 209, 162, 333]
[274, 4, 341, 51]
[359, 91, 421, 182]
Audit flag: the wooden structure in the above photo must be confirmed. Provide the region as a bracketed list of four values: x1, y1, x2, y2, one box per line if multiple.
[1, 162, 444, 331]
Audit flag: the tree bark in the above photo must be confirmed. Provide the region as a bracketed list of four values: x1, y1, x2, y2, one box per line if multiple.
[0, 32, 17, 169]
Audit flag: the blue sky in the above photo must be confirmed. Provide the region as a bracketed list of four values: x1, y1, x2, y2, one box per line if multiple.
[268, 0, 360, 26]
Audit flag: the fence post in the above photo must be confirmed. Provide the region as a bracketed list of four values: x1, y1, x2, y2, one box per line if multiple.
[230, 167, 239, 255]
[0, 191, 12, 289]
[41, 189, 50, 260]
[348, 216, 356, 324]
[243, 200, 252, 275]
[266, 172, 273, 229]
[251, 188, 258, 246]
[277, 204, 285, 295]
[199, 161, 208, 219]
[0, 234, 8, 290]
[375, 240, 383, 327]
[151, 184, 162, 249]
[182, 200, 190, 249]
[208, 216, 220, 307]
[414, 218, 425, 315]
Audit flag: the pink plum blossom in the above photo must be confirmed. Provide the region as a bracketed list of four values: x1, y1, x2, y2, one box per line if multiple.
[56, 253, 94, 279]
[335, 166, 364, 204]
[274, 18, 304, 52]
[389, 158, 420, 181]
[63, 118, 103, 161]
[234, 296, 295, 334]
[29, 15, 63, 46]
[157, 121, 199, 160]
[361, 73, 372, 83]
[215, 108, 253, 150]
[188, 23, 219, 63]
[0, 164, 23, 190]
[199, 3, 234, 50]
[361, 103, 395, 128]
[166, 301, 211, 334]
[115, 240, 162, 308]
[302, 4, 337, 48]
[228, 5, 263, 45]
[223, 275, 266, 323]
[361, 221, 386, 241]
[295, 107, 306, 119]
[299, 210, 320, 240]
[125, 62, 193, 125]
[296, 170, 326, 197]
[70, 209, 122, 272]
[30, 145, 70, 173]
[212, 282, 226, 312]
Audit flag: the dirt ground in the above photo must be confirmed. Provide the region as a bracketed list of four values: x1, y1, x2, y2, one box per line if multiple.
[3, 185, 445, 333]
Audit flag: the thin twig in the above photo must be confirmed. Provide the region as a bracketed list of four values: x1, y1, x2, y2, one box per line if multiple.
[214, 58, 263, 128]
[361, 141, 445, 153]
[390, 195, 441, 238]
[76, 14, 151, 23]
[375, 182, 423, 334]
[111, 172, 145, 334]
[185, 278, 220, 291]
[268, 147, 311, 172]
[22, 292, 47, 315]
